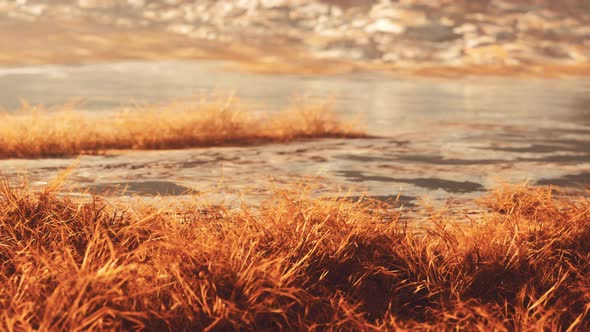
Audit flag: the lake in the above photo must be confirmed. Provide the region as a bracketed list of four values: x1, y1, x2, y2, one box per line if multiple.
[0, 61, 588, 209]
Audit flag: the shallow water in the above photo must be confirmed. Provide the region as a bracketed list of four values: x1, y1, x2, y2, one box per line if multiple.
[0, 61, 588, 207]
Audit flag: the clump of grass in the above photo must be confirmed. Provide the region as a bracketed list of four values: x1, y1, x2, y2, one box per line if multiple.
[0, 98, 365, 159]
[0, 181, 588, 330]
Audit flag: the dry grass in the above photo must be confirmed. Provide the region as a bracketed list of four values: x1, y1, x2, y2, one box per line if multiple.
[0, 98, 365, 159]
[0, 181, 588, 331]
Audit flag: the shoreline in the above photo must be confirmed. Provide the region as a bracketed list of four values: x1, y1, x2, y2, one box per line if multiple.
[3, 50, 590, 79]
[2, 41, 590, 79]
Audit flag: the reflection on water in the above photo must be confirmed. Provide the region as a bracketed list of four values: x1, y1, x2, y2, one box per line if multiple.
[0, 61, 588, 205]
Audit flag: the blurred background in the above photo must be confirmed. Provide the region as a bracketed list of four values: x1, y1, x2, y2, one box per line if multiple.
[1, 0, 589, 73]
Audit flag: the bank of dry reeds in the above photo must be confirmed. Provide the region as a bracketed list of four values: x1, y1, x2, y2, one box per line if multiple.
[0, 98, 364, 159]
[0, 182, 588, 331]
[0, 183, 590, 331]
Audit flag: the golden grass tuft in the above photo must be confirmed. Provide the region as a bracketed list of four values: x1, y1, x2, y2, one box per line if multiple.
[0, 181, 588, 330]
[0, 98, 365, 159]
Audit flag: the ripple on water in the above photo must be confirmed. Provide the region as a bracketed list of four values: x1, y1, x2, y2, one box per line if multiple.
[335, 170, 485, 194]
[83, 181, 198, 196]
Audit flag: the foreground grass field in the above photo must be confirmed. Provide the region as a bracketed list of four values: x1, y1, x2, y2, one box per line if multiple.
[0, 98, 364, 158]
[0, 181, 588, 331]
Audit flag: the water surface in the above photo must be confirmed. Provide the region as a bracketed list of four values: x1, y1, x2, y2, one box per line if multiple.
[0, 61, 588, 208]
